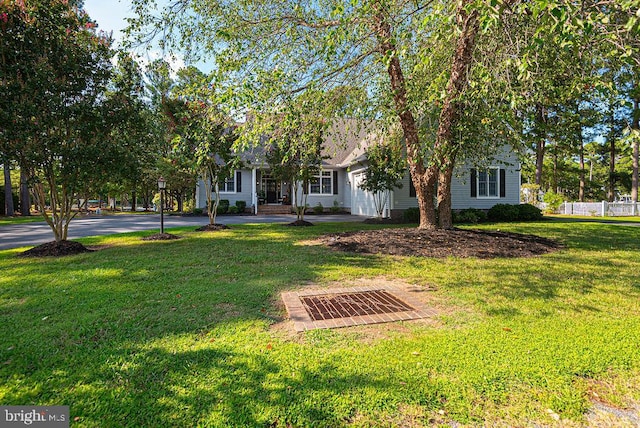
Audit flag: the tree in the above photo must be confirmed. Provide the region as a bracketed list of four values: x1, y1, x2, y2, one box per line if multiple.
[359, 137, 405, 218]
[260, 91, 328, 223]
[3, 162, 14, 216]
[105, 52, 158, 213]
[169, 67, 240, 224]
[0, 0, 115, 242]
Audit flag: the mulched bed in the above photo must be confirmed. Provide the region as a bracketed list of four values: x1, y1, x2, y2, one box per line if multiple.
[141, 233, 181, 241]
[195, 224, 230, 232]
[285, 220, 314, 227]
[315, 228, 563, 258]
[362, 218, 405, 225]
[19, 240, 93, 257]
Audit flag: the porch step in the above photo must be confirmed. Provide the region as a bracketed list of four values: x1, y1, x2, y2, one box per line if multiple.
[257, 204, 293, 215]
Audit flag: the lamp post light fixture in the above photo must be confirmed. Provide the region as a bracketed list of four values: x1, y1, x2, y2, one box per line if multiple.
[158, 177, 166, 234]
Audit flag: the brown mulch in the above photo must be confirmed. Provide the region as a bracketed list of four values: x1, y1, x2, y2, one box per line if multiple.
[141, 233, 181, 241]
[19, 240, 93, 257]
[195, 224, 230, 232]
[362, 218, 405, 225]
[285, 220, 315, 227]
[315, 228, 563, 258]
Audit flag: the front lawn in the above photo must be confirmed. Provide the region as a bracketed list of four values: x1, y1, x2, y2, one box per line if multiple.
[0, 215, 45, 226]
[0, 221, 639, 426]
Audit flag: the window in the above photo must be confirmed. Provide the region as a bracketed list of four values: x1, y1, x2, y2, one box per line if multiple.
[221, 174, 235, 193]
[220, 171, 241, 193]
[471, 167, 505, 198]
[478, 168, 498, 197]
[309, 170, 333, 195]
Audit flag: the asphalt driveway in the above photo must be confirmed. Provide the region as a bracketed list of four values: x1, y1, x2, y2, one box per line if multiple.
[0, 213, 365, 250]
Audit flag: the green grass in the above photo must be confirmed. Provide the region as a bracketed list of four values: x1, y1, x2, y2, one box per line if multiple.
[0, 215, 45, 226]
[547, 214, 640, 223]
[1, 220, 639, 427]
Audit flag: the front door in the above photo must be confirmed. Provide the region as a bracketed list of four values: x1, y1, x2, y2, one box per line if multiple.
[261, 173, 281, 203]
[266, 177, 280, 203]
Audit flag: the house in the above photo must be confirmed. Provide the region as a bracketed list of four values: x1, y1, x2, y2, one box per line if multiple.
[194, 119, 521, 217]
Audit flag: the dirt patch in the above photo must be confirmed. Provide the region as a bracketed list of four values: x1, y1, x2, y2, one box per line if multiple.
[19, 240, 93, 257]
[195, 224, 230, 232]
[284, 220, 314, 227]
[314, 227, 562, 258]
[141, 233, 181, 241]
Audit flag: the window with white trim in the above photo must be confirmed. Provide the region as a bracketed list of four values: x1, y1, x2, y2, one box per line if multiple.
[309, 170, 333, 195]
[220, 172, 235, 193]
[477, 167, 499, 198]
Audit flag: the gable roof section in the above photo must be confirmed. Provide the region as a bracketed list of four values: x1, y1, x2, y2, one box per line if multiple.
[238, 118, 380, 169]
[321, 118, 379, 167]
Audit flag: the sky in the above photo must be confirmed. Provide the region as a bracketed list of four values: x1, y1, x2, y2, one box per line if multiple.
[83, 0, 132, 48]
[83, 0, 188, 71]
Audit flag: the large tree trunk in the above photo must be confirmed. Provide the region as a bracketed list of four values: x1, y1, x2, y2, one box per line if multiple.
[579, 137, 585, 202]
[131, 188, 137, 212]
[20, 168, 30, 216]
[608, 108, 616, 202]
[3, 161, 15, 217]
[435, 1, 480, 229]
[575, 103, 586, 202]
[552, 141, 559, 193]
[372, 3, 436, 229]
[534, 104, 547, 186]
[632, 94, 639, 203]
[176, 191, 184, 213]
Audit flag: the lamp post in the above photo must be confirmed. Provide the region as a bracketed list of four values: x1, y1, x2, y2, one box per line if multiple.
[158, 177, 166, 234]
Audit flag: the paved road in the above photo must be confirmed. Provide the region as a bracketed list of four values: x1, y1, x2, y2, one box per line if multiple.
[0, 213, 365, 250]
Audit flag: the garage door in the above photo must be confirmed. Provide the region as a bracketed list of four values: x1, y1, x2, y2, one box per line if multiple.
[351, 172, 379, 217]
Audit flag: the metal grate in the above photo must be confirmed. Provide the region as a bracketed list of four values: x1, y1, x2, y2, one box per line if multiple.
[300, 289, 415, 321]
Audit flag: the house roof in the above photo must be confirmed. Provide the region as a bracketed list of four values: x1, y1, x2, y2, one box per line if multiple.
[238, 118, 379, 169]
[321, 118, 378, 167]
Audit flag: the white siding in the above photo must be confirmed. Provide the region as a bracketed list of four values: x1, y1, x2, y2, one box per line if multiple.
[391, 147, 520, 211]
[197, 170, 254, 209]
[300, 169, 346, 211]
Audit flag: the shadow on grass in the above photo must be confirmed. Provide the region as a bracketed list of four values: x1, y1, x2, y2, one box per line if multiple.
[60, 345, 402, 426]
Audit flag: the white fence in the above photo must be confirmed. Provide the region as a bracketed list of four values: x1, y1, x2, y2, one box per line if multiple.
[556, 201, 639, 217]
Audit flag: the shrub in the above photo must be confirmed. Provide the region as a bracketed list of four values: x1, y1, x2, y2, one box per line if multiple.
[219, 199, 230, 210]
[403, 207, 420, 223]
[453, 208, 487, 224]
[235, 200, 246, 212]
[216, 205, 227, 215]
[542, 191, 564, 213]
[330, 200, 341, 213]
[487, 203, 519, 222]
[183, 200, 195, 213]
[192, 208, 203, 216]
[313, 203, 324, 214]
[228, 205, 239, 214]
[517, 203, 543, 221]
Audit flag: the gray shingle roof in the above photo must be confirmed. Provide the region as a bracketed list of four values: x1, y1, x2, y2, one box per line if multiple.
[238, 118, 379, 168]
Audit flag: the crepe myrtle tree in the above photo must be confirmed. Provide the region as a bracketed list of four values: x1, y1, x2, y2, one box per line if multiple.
[254, 90, 330, 223]
[0, 0, 117, 242]
[170, 68, 240, 225]
[359, 137, 405, 218]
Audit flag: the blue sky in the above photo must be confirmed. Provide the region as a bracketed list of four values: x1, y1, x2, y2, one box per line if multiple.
[83, 0, 190, 71]
[83, 0, 132, 48]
